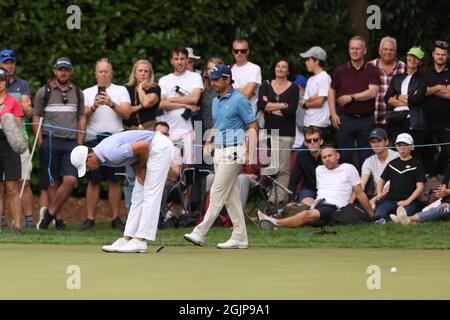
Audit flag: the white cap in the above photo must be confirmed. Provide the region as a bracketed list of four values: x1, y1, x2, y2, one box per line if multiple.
[299, 46, 327, 61]
[395, 133, 414, 145]
[186, 47, 200, 60]
[70, 145, 88, 177]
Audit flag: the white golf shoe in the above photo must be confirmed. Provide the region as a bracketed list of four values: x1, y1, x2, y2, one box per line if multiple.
[217, 239, 248, 249]
[183, 232, 204, 246]
[116, 239, 148, 253]
[102, 238, 129, 252]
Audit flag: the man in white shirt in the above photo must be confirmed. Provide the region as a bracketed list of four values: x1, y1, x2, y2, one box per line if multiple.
[158, 47, 203, 210]
[351, 128, 399, 208]
[258, 145, 374, 228]
[82, 58, 131, 230]
[231, 38, 262, 113]
[299, 46, 332, 139]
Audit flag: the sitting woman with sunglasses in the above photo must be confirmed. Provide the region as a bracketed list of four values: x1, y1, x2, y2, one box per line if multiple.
[0, 67, 23, 233]
[257, 57, 299, 211]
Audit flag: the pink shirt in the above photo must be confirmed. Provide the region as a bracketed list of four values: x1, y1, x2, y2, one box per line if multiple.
[0, 93, 24, 119]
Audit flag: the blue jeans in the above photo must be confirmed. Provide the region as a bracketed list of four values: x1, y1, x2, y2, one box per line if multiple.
[418, 204, 450, 222]
[338, 114, 374, 166]
[375, 199, 420, 220]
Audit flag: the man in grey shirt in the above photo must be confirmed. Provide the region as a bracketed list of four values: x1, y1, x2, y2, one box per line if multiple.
[34, 57, 86, 231]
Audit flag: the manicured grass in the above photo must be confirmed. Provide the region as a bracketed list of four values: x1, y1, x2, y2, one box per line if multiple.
[1, 244, 449, 299]
[1, 220, 449, 249]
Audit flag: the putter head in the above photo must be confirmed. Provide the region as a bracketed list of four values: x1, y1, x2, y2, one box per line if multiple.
[154, 245, 165, 253]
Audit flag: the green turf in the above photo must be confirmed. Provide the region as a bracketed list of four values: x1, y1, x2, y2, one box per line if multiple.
[1, 244, 449, 299]
[1, 221, 450, 249]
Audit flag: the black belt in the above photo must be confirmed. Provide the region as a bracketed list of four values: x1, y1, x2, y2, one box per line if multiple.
[214, 143, 242, 149]
[343, 113, 373, 119]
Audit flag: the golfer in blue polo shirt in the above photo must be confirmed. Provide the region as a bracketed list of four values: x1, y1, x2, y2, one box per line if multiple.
[184, 64, 258, 249]
[70, 130, 173, 253]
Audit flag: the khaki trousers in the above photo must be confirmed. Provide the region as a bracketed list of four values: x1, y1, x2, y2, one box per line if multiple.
[193, 145, 247, 242]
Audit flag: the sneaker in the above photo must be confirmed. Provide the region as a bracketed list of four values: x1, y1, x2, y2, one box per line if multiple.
[183, 232, 204, 246]
[102, 238, 129, 253]
[80, 219, 95, 231]
[55, 219, 68, 230]
[259, 219, 280, 230]
[396, 206, 410, 225]
[374, 218, 386, 225]
[0, 216, 8, 229]
[217, 239, 248, 249]
[389, 214, 399, 224]
[112, 217, 126, 230]
[37, 208, 54, 230]
[116, 239, 147, 253]
[257, 210, 279, 225]
[38, 207, 55, 226]
[25, 215, 35, 229]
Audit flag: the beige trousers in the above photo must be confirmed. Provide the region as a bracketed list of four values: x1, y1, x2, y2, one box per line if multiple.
[193, 145, 247, 242]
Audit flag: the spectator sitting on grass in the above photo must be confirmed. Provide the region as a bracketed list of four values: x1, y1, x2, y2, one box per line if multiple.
[373, 133, 425, 224]
[391, 164, 449, 225]
[258, 144, 374, 229]
[349, 128, 398, 210]
[284, 126, 323, 217]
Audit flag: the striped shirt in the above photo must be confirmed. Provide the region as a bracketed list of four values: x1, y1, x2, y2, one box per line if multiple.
[368, 59, 406, 125]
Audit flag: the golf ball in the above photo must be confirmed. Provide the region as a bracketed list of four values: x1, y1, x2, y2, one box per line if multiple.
[390, 267, 397, 273]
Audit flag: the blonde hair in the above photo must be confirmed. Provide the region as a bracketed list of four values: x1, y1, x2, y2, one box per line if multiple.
[202, 57, 224, 90]
[126, 59, 156, 90]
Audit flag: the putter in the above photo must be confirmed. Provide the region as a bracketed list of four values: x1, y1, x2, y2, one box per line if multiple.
[154, 245, 165, 253]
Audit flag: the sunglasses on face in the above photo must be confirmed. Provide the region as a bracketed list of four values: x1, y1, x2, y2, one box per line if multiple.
[61, 91, 68, 105]
[435, 40, 449, 49]
[233, 49, 248, 54]
[305, 138, 320, 143]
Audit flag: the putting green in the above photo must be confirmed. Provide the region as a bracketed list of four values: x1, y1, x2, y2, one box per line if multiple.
[1, 244, 449, 299]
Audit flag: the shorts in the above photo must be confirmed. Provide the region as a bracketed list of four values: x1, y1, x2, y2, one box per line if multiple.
[20, 148, 32, 180]
[0, 137, 21, 181]
[315, 203, 339, 223]
[39, 136, 78, 188]
[297, 187, 317, 202]
[85, 139, 124, 183]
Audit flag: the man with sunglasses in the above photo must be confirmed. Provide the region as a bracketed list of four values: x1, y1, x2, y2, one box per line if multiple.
[288, 127, 323, 209]
[422, 40, 450, 176]
[34, 57, 86, 230]
[0, 49, 34, 229]
[231, 38, 262, 114]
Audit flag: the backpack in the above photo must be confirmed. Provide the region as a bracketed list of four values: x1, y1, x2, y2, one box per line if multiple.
[42, 82, 82, 110]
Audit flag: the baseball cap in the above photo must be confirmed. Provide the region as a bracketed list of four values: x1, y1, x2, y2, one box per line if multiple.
[395, 133, 414, 145]
[369, 128, 388, 140]
[70, 145, 88, 177]
[54, 57, 73, 70]
[0, 49, 16, 63]
[186, 47, 201, 60]
[300, 46, 327, 61]
[406, 47, 425, 60]
[0, 67, 8, 81]
[208, 64, 233, 80]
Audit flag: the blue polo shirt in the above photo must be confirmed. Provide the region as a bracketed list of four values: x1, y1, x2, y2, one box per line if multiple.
[93, 130, 155, 167]
[212, 87, 256, 146]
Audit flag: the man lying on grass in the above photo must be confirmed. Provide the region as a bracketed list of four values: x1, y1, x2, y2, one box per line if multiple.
[258, 144, 374, 229]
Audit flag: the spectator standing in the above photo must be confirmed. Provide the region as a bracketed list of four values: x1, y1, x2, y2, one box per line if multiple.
[231, 38, 262, 114]
[186, 47, 202, 74]
[329, 36, 380, 166]
[299, 46, 332, 140]
[422, 40, 450, 176]
[0, 49, 34, 228]
[257, 58, 298, 205]
[368, 37, 406, 127]
[0, 67, 24, 233]
[34, 57, 86, 230]
[81, 58, 131, 230]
